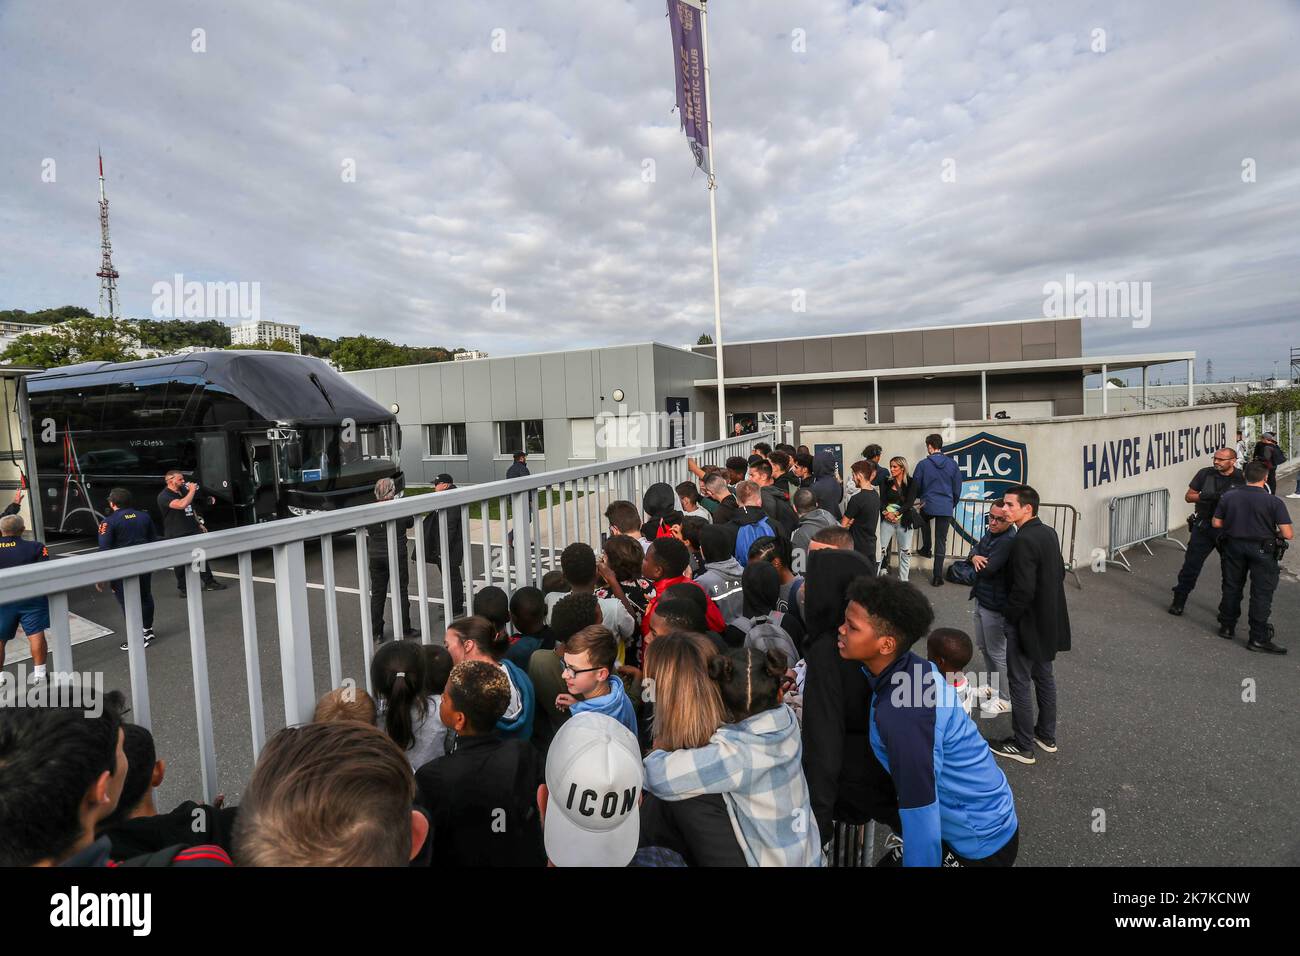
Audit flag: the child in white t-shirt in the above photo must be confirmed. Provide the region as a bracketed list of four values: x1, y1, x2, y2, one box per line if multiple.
[926, 628, 976, 718]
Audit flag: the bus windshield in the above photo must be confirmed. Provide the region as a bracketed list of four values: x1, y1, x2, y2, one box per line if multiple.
[294, 422, 399, 484]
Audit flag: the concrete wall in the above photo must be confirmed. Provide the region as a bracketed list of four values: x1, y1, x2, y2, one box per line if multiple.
[1083, 383, 1252, 415]
[800, 403, 1237, 565]
[345, 344, 717, 486]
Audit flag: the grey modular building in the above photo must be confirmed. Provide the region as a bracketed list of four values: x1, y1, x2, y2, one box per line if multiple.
[346, 316, 1195, 486]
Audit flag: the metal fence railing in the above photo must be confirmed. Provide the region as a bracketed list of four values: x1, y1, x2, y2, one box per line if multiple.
[1, 430, 770, 802]
[1106, 487, 1184, 572]
[936, 497, 1082, 588]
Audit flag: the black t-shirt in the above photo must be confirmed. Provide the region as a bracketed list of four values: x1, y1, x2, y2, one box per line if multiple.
[1188, 467, 1244, 522]
[1214, 485, 1292, 540]
[845, 489, 880, 559]
[157, 488, 202, 538]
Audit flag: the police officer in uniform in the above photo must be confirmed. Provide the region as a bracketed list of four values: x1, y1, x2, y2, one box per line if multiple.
[97, 487, 159, 650]
[1213, 460, 1293, 653]
[0, 509, 50, 682]
[1168, 447, 1244, 616]
[367, 477, 415, 642]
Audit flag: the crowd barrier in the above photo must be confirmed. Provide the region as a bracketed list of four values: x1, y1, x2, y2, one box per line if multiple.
[1106, 487, 1184, 572]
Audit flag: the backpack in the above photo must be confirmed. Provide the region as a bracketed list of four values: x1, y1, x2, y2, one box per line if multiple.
[734, 516, 775, 566]
[730, 612, 800, 669]
[945, 559, 977, 586]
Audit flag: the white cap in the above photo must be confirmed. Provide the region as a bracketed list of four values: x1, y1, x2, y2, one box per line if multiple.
[544, 712, 643, 867]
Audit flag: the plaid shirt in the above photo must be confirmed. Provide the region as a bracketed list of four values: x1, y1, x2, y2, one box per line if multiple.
[643, 704, 824, 867]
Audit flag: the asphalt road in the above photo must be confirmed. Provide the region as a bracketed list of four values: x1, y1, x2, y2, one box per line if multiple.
[9, 489, 1300, 866]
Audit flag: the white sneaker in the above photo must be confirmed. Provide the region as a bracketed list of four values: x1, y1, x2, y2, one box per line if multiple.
[980, 697, 1012, 716]
[1287, 493, 1300, 499]
[27, 670, 46, 685]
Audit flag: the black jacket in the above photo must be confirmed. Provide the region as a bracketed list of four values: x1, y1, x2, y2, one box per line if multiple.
[639, 792, 746, 866]
[423, 489, 464, 566]
[100, 802, 240, 859]
[799, 549, 899, 838]
[1003, 517, 1072, 663]
[879, 475, 919, 530]
[970, 526, 1015, 611]
[810, 452, 844, 521]
[415, 733, 546, 867]
[710, 494, 739, 527]
[759, 484, 799, 537]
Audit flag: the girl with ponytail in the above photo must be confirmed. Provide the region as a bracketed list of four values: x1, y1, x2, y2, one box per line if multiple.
[371, 640, 449, 770]
[643, 646, 824, 866]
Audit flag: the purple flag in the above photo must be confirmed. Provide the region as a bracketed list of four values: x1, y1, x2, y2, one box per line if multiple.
[667, 0, 709, 170]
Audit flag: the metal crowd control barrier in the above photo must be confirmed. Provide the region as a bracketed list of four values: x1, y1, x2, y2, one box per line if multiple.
[1, 430, 770, 802]
[828, 820, 877, 867]
[944, 497, 1082, 588]
[1106, 487, 1184, 572]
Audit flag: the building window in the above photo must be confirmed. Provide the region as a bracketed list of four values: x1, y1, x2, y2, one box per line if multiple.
[497, 419, 544, 456]
[569, 418, 596, 459]
[425, 423, 467, 457]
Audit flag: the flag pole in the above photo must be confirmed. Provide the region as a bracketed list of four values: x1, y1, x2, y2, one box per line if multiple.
[699, 0, 726, 440]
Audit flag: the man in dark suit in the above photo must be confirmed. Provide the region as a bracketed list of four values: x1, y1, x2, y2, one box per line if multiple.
[990, 484, 1070, 766]
[421, 473, 465, 619]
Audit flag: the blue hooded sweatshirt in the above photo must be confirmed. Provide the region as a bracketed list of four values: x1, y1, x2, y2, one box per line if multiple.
[496, 659, 536, 741]
[912, 451, 963, 518]
[570, 672, 638, 739]
[865, 652, 1018, 866]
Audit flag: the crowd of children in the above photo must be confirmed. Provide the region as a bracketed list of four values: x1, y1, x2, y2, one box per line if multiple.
[0, 439, 1042, 869]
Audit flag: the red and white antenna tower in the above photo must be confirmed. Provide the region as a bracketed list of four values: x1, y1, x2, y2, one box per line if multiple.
[96, 150, 121, 319]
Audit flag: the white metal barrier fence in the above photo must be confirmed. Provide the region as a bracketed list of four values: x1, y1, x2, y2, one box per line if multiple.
[1, 431, 770, 801]
[1106, 487, 1184, 572]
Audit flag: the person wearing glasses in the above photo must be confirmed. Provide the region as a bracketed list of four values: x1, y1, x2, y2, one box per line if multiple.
[967, 500, 1017, 716]
[555, 625, 637, 738]
[1168, 447, 1244, 617]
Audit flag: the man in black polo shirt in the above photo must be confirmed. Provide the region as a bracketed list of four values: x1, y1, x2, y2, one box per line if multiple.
[1213, 460, 1293, 653]
[157, 470, 226, 596]
[1168, 447, 1245, 616]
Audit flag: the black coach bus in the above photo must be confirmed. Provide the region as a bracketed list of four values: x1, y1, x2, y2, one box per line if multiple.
[26, 351, 403, 535]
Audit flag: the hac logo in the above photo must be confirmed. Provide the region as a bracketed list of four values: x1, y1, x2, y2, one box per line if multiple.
[944, 431, 1028, 545]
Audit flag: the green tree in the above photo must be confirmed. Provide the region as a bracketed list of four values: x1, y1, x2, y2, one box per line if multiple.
[330, 335, 408, 371]
[226, 339, 297, 353]
[135, 318, 231, 349]
[697, 333, 714, 345]
[0, 305, 94, 326]
[0, 317, 138, 367]
[300, 333, 337, 359]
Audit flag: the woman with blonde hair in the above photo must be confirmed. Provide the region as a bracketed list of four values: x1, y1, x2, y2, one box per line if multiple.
[878, 455, 919, 581]
[638, 633, 746, 865]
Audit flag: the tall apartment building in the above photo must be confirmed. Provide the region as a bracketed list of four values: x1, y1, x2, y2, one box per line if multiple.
[230, 319, 301, 353]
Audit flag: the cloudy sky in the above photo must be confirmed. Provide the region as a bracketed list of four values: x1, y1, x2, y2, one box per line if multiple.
[1, 0, 1296, 380]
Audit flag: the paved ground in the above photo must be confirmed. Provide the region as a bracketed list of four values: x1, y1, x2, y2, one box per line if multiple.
[8, 484, 1299, 866]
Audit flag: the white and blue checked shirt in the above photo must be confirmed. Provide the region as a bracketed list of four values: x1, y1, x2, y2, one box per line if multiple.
[643, 704, 825, 867]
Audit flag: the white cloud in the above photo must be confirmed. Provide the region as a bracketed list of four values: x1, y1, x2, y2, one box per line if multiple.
[0, 0, 1296, 377]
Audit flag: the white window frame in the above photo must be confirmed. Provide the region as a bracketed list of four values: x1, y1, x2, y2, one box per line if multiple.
[424, 423, 468, 460]
[495, 419, 545, 460]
